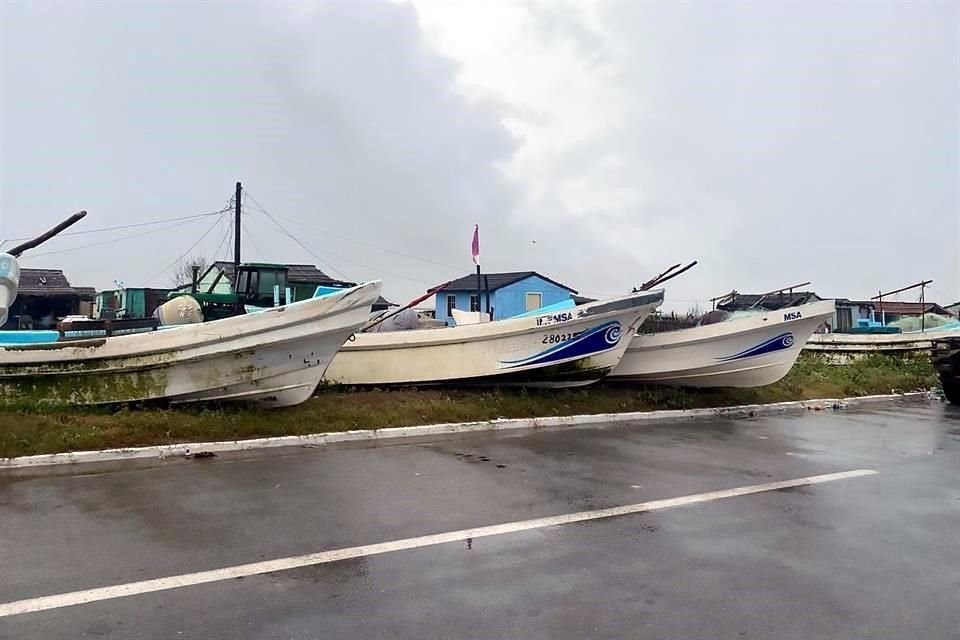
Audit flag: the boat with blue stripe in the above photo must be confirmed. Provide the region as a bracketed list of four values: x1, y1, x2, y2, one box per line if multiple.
[324, 290, 664, 388]
[610, 300, 836, 388]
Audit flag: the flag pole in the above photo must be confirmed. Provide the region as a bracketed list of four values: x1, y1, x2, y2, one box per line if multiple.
[476, 263, 481, 315]
[471, 224, 481, 317]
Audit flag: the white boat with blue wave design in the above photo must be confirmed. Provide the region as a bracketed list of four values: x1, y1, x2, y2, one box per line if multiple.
[610, 299, 835, 388]
[323, 290, 664, 388]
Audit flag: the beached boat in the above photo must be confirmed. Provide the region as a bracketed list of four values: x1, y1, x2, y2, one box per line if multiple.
[323, 290, 664, 388]
[0, 281, 382, 407]
[609, 299, 836, 387]
[0, 253, 19, 328]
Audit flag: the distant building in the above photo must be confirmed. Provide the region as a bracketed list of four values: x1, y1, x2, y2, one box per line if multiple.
[95, 288, 172, 320]
[946, 302, 960, 318]
[2, 268, 95, 329]
[833, 299, 951, 331]
[434, 271, 577, 325]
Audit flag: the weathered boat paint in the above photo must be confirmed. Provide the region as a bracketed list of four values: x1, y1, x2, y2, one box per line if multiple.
[0, 281, 382, 407]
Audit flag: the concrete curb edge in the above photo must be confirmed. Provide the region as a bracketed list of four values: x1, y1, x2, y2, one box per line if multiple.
[1, 391, 936, 469]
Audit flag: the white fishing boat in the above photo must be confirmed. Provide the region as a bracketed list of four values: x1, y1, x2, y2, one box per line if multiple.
[610, 299, 836, 388]
[0, 281, 382, 408]
[323, 290, 664, 388]
[0, 252, 19, 327]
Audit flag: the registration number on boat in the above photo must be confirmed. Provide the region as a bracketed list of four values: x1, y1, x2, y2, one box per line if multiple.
[536, 312, 574, 327]
[542, 331, 582, 344]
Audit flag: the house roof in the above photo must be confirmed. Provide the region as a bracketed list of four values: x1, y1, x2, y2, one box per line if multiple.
[16, 269, 92, 297]
[74, 287, 97, 301]
[207, 261, 349, 286]
[434, 271, 578, 294]
[717, 291, 820, 311]
[852, 301, 950, 315]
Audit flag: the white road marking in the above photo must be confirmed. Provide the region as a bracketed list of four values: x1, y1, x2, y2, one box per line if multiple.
[0, 469, 876, 618]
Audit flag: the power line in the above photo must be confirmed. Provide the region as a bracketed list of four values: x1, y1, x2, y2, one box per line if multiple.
[18, 214, 221, 260]
[1, 209, 228, 242]
[928, 285, 958, 304]
[250, 204, 436, 285]
[243, 201, 463, 274]
[241, 193, 447, 286]
[242, 192, 351, 281]
[143, 213, 228, 285]
[210, 215, 234, 263]
[240, 218, 264, 260]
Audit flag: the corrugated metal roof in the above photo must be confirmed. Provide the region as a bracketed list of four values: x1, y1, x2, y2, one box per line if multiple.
[17, 269, 82, 296]
[863, 301, 949, 315]
[435, 271, 578, 294]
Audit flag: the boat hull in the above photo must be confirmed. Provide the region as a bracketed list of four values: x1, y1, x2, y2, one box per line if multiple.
[610, 300, 836, 388]
[0, 281, 382, 408]
[324, 291, 665, 388]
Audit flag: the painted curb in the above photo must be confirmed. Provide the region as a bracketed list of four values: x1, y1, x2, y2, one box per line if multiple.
[1, 391, 936, 469]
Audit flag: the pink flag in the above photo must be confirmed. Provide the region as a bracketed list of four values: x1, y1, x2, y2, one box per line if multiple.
[471, 224, 480, 265]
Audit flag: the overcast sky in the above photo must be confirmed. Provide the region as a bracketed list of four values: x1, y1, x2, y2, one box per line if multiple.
[1, 0, 958, 310]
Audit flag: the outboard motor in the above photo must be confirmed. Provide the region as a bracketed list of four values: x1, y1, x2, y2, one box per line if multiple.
[0, 253, 20, 327]
[154, 295, 204, 326]
[369, 307, 420, 333]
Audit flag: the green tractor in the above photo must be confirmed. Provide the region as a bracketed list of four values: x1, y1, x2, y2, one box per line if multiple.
[168, 263, 313, 322]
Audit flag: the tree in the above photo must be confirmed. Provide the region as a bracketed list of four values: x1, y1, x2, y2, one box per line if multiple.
[686, 303, 704, 320]
[171, 256, 209, 288]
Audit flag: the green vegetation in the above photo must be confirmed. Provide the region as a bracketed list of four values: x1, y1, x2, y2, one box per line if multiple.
[0, 353, 937, 459]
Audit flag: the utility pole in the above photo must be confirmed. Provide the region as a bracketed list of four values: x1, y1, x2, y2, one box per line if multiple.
[921, 281, 926, 332]
[234, 182, 242, 276]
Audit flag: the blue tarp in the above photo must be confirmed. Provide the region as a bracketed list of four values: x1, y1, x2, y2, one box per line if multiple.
[0, 330, 59, 345]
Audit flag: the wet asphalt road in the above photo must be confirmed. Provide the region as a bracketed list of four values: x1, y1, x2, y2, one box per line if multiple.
[1, 401, 958, 639]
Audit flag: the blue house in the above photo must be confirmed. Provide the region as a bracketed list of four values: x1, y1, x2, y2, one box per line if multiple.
[434, 271, 578, 325]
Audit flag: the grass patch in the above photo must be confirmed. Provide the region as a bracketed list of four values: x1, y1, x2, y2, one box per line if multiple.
[0, 352, 937, 459]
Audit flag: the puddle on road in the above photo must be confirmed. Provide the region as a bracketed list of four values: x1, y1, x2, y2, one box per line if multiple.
[265, 556, 369, 586]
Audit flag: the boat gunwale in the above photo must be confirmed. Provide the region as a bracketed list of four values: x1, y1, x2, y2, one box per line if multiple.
[0, 282, 381, 365]
[341, 290, 664, 352]
[628, 300, 836, 352]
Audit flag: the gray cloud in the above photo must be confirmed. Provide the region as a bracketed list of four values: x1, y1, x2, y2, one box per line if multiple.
[1, 0, 957, 309]
[585, 1, 960, 304]
[1, 0, 517, 300]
